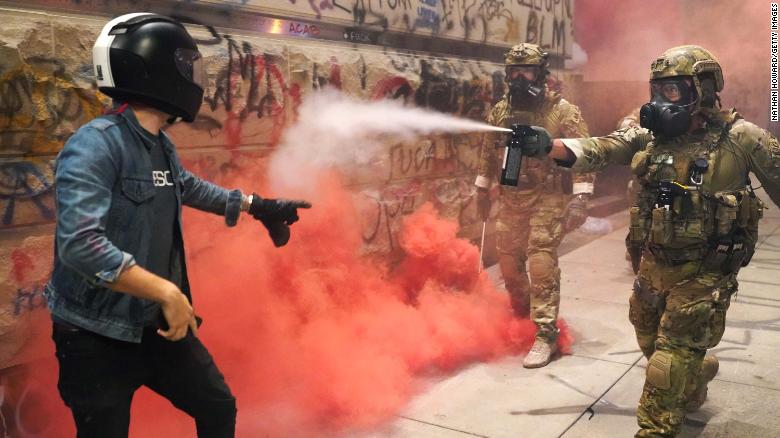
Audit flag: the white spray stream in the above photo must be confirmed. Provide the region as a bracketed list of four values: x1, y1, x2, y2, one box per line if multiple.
[268, 89, 509, 192]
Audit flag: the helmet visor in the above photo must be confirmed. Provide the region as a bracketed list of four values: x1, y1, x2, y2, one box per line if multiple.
[174, 48, 205, 90]
[650, 77, 696, 106]
[506, 65, 539, 82]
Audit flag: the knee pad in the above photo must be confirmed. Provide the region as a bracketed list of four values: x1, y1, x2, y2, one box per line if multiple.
[647, 350, 673, 390]
[528, 253, 559, 288]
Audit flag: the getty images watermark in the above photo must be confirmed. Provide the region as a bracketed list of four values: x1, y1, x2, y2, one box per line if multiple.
[772, 3, 779, 121]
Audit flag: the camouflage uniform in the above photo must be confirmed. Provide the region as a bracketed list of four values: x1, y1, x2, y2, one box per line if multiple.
[560, 46, 780, 437]
[618, 106, 642, 130]
[475, 44, 593, 345]
[619, 107, 642, 261]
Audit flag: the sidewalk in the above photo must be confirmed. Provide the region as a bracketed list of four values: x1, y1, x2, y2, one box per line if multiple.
[374, 191, 780, 438]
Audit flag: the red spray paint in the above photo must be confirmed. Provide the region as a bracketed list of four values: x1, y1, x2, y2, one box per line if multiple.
[11, 249, 34, 283]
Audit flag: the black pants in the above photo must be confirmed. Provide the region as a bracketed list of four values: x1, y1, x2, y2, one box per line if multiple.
[52, 322, 236, 438]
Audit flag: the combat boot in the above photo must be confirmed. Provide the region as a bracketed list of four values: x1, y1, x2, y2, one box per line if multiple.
[685, 355, 719, 412]
[523, 338, 557, 368]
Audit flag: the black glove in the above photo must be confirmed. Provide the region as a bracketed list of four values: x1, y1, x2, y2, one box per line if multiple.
[564, 194, 589, 232]
[476, 188, 491, 221]
[248, 193, 311, 247]
[511, 125, 552, 158]
[525, 125, 552, 157]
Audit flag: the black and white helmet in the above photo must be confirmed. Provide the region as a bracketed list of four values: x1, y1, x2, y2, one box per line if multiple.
[93, 13, 206, 122]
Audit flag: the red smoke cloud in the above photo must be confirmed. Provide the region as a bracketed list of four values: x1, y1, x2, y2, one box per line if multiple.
[29, 172, 572, 437]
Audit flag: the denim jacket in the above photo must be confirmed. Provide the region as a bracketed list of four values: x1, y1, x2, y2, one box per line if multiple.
[46, 105, 243, 342]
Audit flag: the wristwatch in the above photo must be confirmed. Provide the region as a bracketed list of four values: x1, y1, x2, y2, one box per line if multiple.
[241, 194, 253, 212]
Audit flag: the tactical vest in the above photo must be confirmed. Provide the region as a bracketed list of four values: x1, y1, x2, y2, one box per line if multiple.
[496, 96, 573, 195]
[627, 112, 765, 272]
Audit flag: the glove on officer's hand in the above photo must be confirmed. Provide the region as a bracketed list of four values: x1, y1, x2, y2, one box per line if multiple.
[564, 194, 589, 232]
[514, 125, 552, 158]
[248, 193, 311, 247]
[476, 188, 491, 221]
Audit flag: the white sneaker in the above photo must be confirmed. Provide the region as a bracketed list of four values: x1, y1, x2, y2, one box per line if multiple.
[523, 338, 557, 369]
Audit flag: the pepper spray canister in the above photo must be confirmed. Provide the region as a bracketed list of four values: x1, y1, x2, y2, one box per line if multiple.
[499, 124, 540, 186]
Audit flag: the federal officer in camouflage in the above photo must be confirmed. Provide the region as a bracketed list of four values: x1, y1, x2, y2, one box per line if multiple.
[536, 45, 780, 437]
[475, 43, 595, 368]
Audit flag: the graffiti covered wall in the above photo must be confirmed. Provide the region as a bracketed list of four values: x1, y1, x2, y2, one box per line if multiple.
[0, 3, 583, 432]
[0, 1, 582, 371]
[171, 21, 513, 255]
[252, 0, 574, 56]
[0, 11, 109, 380]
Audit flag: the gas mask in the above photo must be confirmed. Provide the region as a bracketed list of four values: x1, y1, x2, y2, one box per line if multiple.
[506, 65, 545, 109]
[639, 77, 698, 138]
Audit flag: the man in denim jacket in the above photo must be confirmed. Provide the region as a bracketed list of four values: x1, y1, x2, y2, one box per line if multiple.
[46, 14, 309, 437]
